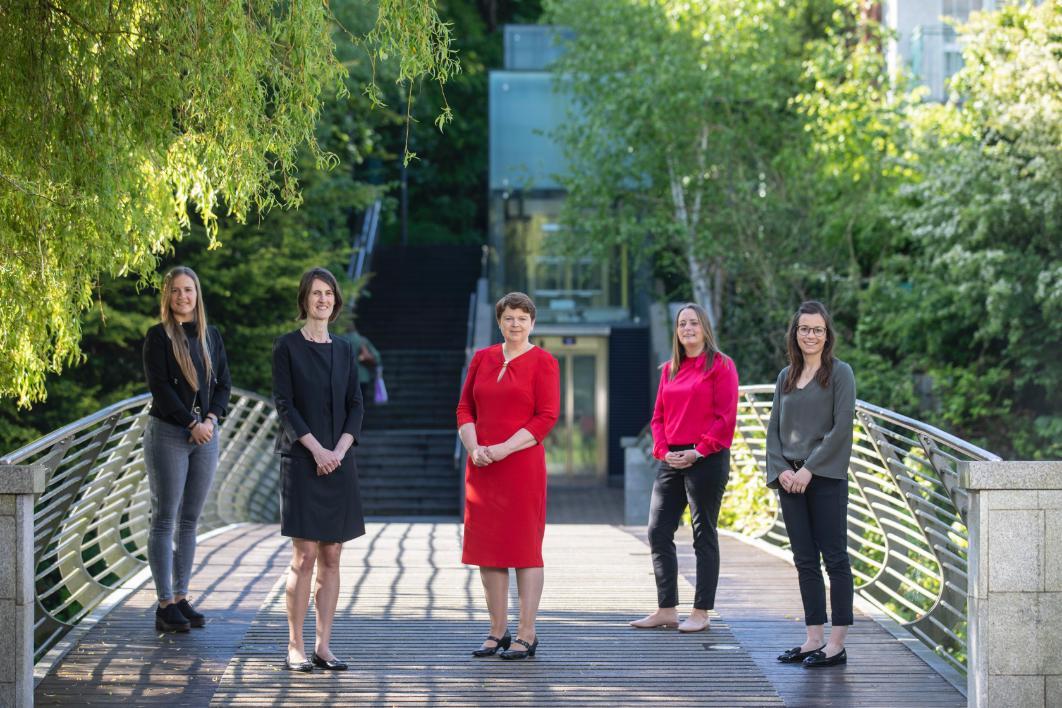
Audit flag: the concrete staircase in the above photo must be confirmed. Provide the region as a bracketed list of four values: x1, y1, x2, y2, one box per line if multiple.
[355, 245, 483, 517]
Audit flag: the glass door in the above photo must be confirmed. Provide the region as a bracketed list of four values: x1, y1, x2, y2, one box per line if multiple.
[536, 335, 608, 481]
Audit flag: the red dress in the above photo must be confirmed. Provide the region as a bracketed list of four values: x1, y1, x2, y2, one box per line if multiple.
[456, 344, 560, 568]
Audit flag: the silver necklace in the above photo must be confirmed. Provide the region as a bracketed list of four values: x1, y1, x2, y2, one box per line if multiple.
[301, 326, 330, 343]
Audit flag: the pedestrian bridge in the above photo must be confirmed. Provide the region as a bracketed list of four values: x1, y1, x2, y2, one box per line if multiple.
[2, 386, 1054, 706]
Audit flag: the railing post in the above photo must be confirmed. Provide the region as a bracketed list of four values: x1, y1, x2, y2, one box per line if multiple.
[961, 461, 1062, 707]
[0, 463, 47, 707]
[621, 436, 653, 526]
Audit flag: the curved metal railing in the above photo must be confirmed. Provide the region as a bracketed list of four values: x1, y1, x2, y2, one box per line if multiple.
[684, 384, 998, 674]
[8, 380, 996, 673]
[0, 388, 281, 662]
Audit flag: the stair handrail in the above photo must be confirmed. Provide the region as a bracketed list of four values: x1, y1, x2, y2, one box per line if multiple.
[348, 198, 383, 281]
[0, 387, 282, 665]
[635, 384, 999, 678]
[454, 246, 493, 507]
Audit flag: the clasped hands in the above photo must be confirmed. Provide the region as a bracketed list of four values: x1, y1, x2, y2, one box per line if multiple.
[663, 449, 700, 469]
[312, 447, 345, 476]
[188, 419, 216, 445]
[778, 467, 813, 494]
[469, 444, 511, 467]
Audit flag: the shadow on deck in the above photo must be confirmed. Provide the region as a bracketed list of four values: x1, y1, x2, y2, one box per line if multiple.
[35, 488, 964, 706]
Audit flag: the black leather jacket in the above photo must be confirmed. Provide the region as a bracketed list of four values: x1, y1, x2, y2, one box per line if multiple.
[143, 322, 232, 428]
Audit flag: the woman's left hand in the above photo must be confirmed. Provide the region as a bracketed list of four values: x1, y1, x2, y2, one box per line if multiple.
[789, 468, 813, 493]
[189, 421, 214, 445]
[484, 444, 510, 463]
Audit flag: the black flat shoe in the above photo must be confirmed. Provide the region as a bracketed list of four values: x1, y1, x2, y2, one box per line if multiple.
[155, 603, 191, 633]
[284, 655, 314, 672]
[803, 648, 847, 667]
[472, 631, 511, 657]
[777, 644, 826, 663]
[175, 598, 206, 628]
[312, 652, 348, 671]
[499, 637, 538, 660]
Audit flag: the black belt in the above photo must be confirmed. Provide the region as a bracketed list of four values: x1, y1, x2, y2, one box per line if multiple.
[787, 458, 805, 470]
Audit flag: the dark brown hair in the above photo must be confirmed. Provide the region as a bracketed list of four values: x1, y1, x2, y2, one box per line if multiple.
[159, 266, 212, 389]
[495, 291, 536, 321]
[297, 267, 343, 322]
[783, 300, 836, 394]
[668, 303, 720, 381]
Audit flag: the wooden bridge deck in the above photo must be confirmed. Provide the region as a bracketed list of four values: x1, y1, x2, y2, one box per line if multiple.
[36, 488, 964, 706]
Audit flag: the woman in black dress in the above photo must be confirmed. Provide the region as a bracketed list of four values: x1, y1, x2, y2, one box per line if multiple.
[272, 267, 365, 672]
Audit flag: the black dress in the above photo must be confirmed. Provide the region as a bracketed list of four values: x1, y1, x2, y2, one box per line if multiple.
[272, 330, 365, 543]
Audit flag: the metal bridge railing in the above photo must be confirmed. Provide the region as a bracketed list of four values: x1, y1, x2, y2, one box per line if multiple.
[0, 388, 281, 663]
[7, 380, 997, 674]
[650, 383, 998, 674]
[730, 388, 994, 675]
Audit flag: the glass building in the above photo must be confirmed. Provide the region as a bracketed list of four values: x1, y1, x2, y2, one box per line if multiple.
[488, 25, 651, 486]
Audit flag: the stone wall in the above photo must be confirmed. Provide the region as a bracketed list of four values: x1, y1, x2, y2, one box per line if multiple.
[0, 465, 46, 707]
[963, 460, 1062, 708]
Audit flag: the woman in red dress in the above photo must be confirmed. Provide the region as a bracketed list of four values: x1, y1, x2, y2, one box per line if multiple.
[456, 292, 560, 660]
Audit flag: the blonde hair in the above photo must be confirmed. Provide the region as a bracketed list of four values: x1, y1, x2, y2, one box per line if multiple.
[668, 303, 719, 381]
[160, 266, 213, 389]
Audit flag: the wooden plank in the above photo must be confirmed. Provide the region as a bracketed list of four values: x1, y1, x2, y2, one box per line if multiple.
[625, 526, 966, 707]
[209, 521, 783, 706]
[35, 487, 965, 706]
[35, 524, 290, 706]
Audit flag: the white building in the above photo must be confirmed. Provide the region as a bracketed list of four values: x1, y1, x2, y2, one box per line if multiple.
[883, 0, 1040, 101]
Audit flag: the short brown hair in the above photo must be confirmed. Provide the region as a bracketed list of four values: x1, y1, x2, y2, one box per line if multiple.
[297, 267, 343, 322]
[495, 292, 536, 321]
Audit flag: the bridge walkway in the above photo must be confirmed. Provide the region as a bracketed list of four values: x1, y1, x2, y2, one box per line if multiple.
[35, 488, 964, 706]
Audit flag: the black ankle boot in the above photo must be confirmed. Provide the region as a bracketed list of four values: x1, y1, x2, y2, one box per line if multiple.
[155, 603, 191, 633]
[175, 599, 206, 628]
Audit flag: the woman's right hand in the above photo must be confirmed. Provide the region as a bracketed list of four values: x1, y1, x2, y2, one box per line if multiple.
[470, 446, 493, 467]
[313, 448, 343, 475]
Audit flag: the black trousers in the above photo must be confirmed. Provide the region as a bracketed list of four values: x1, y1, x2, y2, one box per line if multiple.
[778, 475, 854, 626]
[647, 447, 729, 610]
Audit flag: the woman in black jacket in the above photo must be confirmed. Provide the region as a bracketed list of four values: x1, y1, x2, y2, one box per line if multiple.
[142, 266, 231, 633]
[272, 267, 365, 673]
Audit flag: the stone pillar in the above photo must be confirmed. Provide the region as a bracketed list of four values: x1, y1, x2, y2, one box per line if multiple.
[0, 464, 46, 707]
[962, 461, 1062, 708]
[622, 436, 654, 526]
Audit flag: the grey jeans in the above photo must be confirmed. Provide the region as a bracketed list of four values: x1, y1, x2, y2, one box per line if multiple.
[143, 417, 218, 601]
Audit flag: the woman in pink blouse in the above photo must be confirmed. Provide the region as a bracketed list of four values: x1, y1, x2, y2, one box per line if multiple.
[630, 303, 739, 633]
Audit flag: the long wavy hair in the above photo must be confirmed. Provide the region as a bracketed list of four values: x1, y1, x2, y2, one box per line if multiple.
[160, 266, 212, 390]
[668, 303, 720, 381]
[783, 300, 835, 394]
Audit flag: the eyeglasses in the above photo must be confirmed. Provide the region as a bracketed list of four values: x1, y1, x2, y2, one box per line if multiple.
[797, 326, 827, 338]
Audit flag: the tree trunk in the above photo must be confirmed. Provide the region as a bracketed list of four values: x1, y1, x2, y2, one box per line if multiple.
[666, 130, 720, 331]
[685, 244, 718, 332]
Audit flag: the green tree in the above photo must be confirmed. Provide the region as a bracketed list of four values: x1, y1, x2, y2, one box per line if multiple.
[0, 0, 404, 453]
[545, 0, 815, 328]
[859, 2, 1061, 458]
[0, 0, 456, 406]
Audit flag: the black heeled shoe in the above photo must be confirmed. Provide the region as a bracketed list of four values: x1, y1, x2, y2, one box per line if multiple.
[499, 637, 538, 660]
[777, 644, 826, 663]
[471, 631, 511, 657]
[803, 647, 847, 667]
[284, 654, 314, 672]
[174, 598, 206, 628]
[312, 652, 348, 671]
